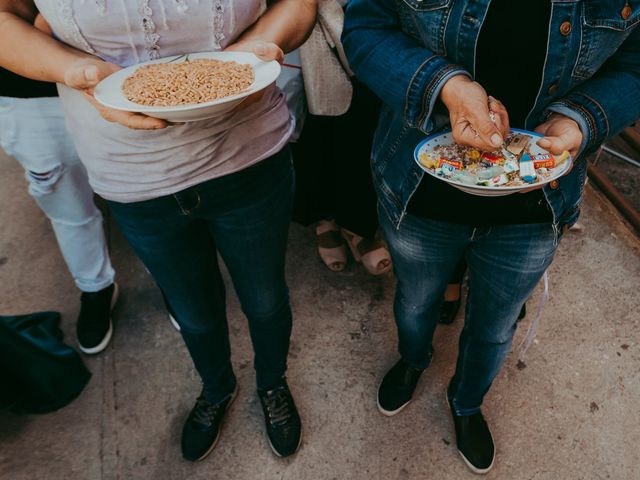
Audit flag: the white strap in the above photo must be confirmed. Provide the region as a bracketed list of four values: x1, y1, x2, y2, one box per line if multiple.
[517, 270, 550, 361]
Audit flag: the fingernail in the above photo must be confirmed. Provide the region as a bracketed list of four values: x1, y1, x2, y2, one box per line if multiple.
[491, 133, 503, 147]
[538, 138, 551, 148]
[255, 43, 266, 55]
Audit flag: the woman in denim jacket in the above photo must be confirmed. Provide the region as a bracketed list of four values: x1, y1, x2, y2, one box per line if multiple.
[343, 0, 639, 473]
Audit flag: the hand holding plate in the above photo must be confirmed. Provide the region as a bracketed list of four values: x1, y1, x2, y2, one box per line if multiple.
[535, 113, 583, 159]
[64, 58, 168, 130]
[225, 40, 284, 64]
[225, 40, 283, 110]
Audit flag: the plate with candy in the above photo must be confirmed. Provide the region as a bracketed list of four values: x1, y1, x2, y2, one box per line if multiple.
[414, 128, 572, 197]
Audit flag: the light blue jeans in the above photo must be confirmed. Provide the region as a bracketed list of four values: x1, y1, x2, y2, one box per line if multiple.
[0, 96, 114, 292]
[380, 209, 559, 416]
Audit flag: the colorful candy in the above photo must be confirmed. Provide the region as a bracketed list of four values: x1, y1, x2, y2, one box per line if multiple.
[518, 153, 537, 183]
[419, 133, 570, 188]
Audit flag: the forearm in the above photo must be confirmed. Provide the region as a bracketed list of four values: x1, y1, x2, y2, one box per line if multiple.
[546, 73, 640, 155]
[0, 9, 90, 83]
[545, 29, 640, 155]
[236, 0, 317, 54]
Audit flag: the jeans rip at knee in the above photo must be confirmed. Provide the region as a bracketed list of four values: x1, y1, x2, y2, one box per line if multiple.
[26, 165, 64, 196]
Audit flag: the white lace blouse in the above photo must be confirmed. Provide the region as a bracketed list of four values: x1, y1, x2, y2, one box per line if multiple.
[33, 0, 292, 202]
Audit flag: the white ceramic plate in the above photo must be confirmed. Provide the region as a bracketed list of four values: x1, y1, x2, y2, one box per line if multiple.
[94, 51, 281, 122]
[413, 128, 573, 197]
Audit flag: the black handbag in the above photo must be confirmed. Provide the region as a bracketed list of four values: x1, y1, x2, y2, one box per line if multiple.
[0, 311, 91, 414]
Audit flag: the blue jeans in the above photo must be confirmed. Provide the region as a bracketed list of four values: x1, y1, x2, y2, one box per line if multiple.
[107, 149, 294, 403]
[379, 210, 559, 416]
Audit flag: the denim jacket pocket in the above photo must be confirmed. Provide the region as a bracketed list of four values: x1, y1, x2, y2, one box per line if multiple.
[572, 0, 640, 78]
[583, 0, 640, 30]
[397, 0, 451, 55]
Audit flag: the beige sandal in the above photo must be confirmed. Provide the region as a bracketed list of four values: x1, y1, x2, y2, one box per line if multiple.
[341, 228, 392, 276]
[316, 220, 348, 272]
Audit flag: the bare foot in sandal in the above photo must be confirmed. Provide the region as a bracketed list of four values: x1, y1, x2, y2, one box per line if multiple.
[316, 219, 348, 272]
[341, 228, 392, 276]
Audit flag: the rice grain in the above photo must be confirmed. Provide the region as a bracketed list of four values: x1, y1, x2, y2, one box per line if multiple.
[122, 59, 254, 107]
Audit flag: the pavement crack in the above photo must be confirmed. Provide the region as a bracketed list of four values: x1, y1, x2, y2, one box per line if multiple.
[100, 347, 121, 480]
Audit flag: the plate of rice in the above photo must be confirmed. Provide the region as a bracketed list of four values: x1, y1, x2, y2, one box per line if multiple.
[414, 128, 573, 197]
[94, 51, 280, 122]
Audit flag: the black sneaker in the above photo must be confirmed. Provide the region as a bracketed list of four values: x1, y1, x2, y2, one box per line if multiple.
[181, 385, 238, 462]
[447, 397, 495, 474]
[258, 380, 302, 457]
[517, 302, 527, 321]
[438, 297, 461, 325]
[377, 358, 424, 416]
[77, 283, 118, 354]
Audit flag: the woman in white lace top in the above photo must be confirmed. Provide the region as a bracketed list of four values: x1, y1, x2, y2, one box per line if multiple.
[0, 0, 317, 461]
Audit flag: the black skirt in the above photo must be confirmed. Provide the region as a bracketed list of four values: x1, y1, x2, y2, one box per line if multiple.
[291, 79, 381, 239]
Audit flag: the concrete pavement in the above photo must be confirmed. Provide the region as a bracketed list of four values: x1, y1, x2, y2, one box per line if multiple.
[0, 149, 639, 480]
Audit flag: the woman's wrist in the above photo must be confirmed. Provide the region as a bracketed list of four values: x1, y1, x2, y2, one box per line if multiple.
[439, 74, 474, 110]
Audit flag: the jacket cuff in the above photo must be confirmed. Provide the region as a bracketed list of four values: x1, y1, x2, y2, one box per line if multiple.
[406, 57, 470, 134]
[546, 92, 609, 157]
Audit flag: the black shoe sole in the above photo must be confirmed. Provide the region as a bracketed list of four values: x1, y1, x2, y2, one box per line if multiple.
[78, 283, 119, 355]
[191, 385, 239, 462]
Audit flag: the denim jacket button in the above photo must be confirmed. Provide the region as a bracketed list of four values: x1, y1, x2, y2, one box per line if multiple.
[547, 83, 558, 96]
[550, 180, 559, 190]
[621, 5, 632, 20]
[559, 21, 572, 36]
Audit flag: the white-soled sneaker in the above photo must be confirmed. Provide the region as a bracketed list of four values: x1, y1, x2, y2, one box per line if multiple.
[77, 282, 119, 354]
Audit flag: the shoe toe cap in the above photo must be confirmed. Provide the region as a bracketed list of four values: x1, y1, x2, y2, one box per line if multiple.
[267, 420, 301, 457]
[378, 387, 410, 412]
[181, 422, 218, 461]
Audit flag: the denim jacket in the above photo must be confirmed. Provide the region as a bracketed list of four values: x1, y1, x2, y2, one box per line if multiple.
[342, 0, 640, 231]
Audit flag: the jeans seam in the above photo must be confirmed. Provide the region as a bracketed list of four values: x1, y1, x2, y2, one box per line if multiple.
[174, 194, 189, 216]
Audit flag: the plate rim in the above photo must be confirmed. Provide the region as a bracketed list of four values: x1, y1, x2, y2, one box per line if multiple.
[93, 51, 280, 114]
[413, 128, 573, 193]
